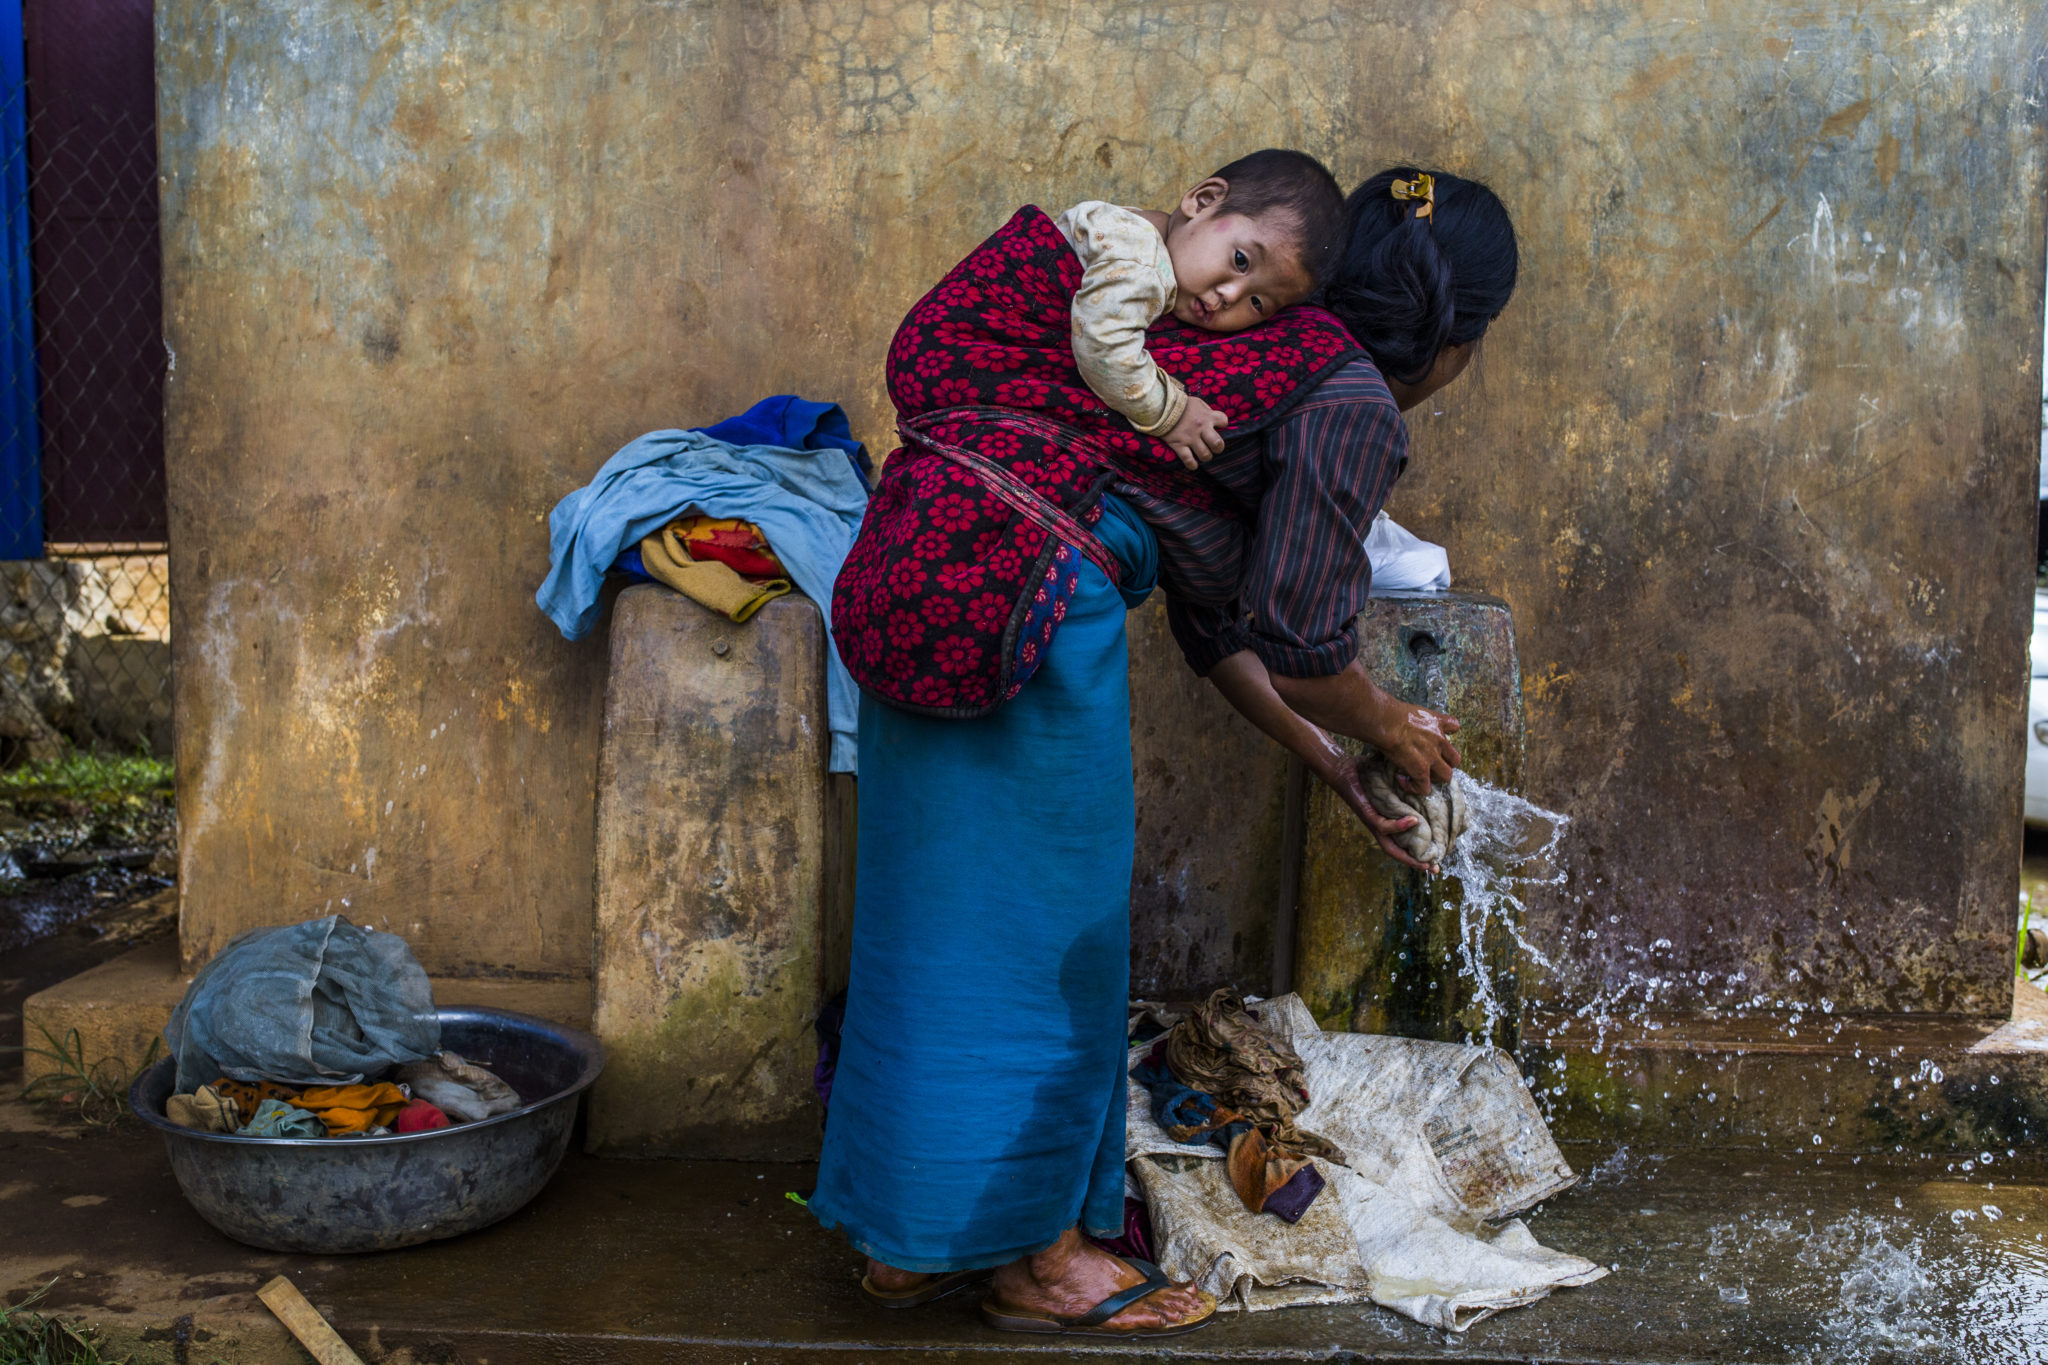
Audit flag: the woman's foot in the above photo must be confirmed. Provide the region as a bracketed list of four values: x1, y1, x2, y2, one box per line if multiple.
[985, 1228, 1210, 1331]
[861, 1260, 992, 1309]
[864, 1260, 929, 1293]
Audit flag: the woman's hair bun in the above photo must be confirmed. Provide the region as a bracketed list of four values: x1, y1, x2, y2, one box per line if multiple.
[1321, 168, 1518, 385]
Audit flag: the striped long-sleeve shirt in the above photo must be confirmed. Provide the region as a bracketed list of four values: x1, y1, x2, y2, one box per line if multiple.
[1112, 357, 1409, 677]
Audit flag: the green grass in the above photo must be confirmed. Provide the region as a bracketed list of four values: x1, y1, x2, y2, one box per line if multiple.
[0, 1284, 121, 1365]
[0, 751, 170, 801]
[6, 1022, 159, 1128]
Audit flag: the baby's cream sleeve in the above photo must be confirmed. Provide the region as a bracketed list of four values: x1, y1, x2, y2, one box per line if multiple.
[1054, 201, 1188, 437]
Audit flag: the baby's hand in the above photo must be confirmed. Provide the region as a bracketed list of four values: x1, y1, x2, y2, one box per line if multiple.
[1164, 396, 1229, 471]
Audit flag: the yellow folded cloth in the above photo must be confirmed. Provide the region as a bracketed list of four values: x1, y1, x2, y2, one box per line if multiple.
[639, 526, 792, 623]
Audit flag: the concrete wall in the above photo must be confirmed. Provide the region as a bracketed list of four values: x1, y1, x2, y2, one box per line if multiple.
[161, 3, 2047, 1022]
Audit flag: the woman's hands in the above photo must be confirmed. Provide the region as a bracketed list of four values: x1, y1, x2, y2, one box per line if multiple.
[1312, 748, 1440, 872]
[1267, 658, 1461, 794]
[1204, 651, 1443, 872]
[1355, 694, 1463, 797]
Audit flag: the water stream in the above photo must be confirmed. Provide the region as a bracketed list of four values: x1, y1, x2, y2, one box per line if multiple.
[1434, 775, 1569, 1046]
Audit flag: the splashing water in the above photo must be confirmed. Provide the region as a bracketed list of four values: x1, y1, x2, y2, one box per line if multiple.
[1581, 1144, 1667, 1188]
[1437, 775, 1569, 1045]
[1803, 1220, 1947, 1363]
[1828, 1235, 1937, 1345]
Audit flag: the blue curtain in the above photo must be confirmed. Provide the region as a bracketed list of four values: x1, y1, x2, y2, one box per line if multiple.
[0, 0, 40, 559]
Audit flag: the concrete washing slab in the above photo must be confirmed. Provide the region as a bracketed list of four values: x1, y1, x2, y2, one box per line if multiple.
[4, 1093, 2044, 1365]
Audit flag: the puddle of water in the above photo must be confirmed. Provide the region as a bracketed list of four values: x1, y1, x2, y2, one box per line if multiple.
[1677, 1203, 2048, 1364]
[0, 799, 175, 952]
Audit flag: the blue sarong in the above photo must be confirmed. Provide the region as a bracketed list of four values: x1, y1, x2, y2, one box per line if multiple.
[808, 496, 1158, 1271]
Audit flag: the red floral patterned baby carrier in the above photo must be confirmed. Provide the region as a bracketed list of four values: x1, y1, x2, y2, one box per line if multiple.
[832, 205, 1361, 717]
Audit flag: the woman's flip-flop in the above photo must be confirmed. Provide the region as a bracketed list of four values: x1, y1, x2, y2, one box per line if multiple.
[859, 1266, 994, 1310]
[979, 1256, 1217, 1337]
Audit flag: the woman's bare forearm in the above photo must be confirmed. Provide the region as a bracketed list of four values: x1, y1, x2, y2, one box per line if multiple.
[1204, 650, 1350, 779]
[1264, 657, 1396, 741]
[1204, 649, 1432, 870]
[1266, 657, 1464, 794]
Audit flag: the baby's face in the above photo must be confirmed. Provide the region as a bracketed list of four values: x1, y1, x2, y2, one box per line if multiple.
[1163, 210, 1316, 332]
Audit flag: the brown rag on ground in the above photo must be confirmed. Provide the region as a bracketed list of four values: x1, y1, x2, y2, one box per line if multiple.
[1224, 1126, 1318, 1217]
[1164, 988, 1345, 1215]
[1165, 988, 1341, 1156]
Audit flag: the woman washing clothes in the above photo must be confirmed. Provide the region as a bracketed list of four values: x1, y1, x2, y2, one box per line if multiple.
[810, 167, 1520, 1338]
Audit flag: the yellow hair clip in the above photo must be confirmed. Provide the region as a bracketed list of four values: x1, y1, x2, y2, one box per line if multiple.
[1390, 173, 1436, 220]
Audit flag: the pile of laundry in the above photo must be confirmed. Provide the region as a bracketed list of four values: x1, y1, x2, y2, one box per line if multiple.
[159, 915, 519, 1140]
[165, 1051, 520, 1139]
[1127, 990, 1342, 1225]
[1120, 990, 1606, 1332]
[535, 394, 871, 774]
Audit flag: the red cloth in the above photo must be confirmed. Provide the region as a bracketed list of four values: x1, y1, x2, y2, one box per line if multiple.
[831, 205, 1362, 716]
[394, 1099, 450, 1133]
[673, 515, 787, 580]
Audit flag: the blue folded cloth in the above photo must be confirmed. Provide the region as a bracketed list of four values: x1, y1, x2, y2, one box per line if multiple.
[536, 406, 870, 772]
[697, 395, 872, 482]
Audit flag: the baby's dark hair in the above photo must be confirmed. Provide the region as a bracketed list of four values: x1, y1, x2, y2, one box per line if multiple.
[1208, 148, 1347, 285]
[1322, 167, 1518, 384]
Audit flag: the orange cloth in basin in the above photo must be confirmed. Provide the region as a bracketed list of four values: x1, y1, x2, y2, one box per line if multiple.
[294, 1082, 409, 1134]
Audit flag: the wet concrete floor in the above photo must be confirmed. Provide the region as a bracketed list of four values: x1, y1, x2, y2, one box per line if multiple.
[4, 1095, 2046, 1365]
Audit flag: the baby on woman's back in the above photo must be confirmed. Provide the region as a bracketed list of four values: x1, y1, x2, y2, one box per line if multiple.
[1050, 148, 1346, 468]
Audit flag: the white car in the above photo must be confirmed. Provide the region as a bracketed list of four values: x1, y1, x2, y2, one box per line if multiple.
[2028, 589, 2048, 825]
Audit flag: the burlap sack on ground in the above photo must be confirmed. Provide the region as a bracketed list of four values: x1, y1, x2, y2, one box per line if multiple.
[1126, 994, 1607, 1330]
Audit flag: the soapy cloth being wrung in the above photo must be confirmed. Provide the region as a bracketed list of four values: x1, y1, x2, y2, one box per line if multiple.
[1361, 754, 1469, 869]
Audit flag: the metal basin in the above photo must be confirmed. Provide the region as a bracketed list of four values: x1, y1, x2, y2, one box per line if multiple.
[128, 1006, 603, 1253]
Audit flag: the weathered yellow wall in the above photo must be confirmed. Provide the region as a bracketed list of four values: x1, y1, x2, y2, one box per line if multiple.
[161, 3, 2046, 1017]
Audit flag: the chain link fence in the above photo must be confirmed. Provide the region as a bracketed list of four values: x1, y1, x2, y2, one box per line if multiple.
[0, 0, 170, 767]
